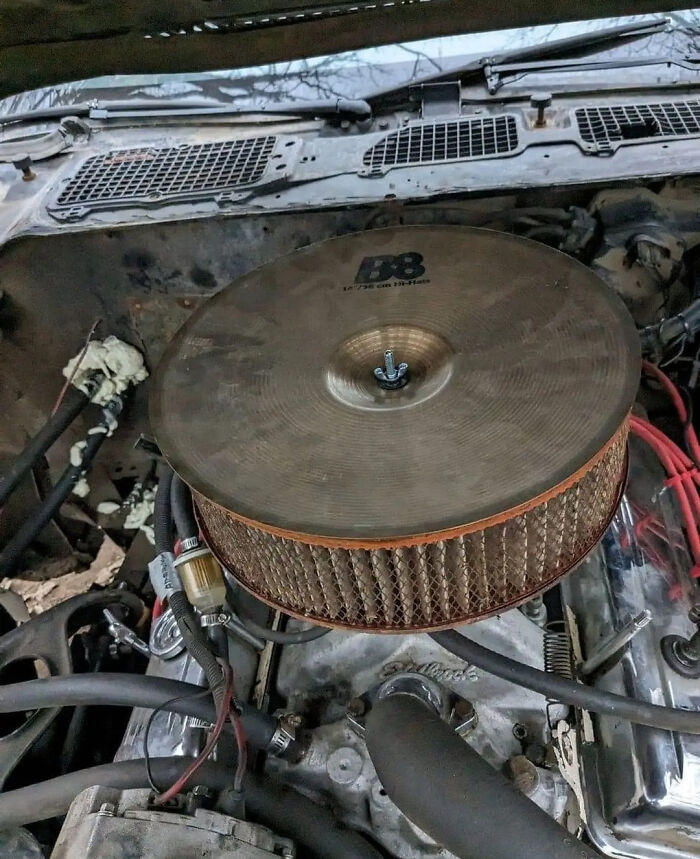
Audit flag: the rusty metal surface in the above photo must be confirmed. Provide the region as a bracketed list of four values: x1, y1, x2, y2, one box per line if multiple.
[0, 208, 375, 501]
[197, 427, 628, 630]
[151, 226, 639, 540]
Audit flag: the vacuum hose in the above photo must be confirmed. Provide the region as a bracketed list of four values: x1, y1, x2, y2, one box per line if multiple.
[0, 759, 382, 859]
[171, 473, 199, 543]
[431, 629, 700, 734]
[0, 673, 276, 749]
[153, 467, 226, 709]
[0, 399, 120, 577]
[0, 384, 93, 508]
[365, 694, 598, 859]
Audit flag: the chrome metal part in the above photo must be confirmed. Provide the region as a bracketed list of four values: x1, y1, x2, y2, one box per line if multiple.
[373, 349, 409, 389]
[50, 787, 294, 858]
[224, 614, 266, 652]
[180, 535, 201, 552]
[103, 609, 150, 658]
[149, 608, 185, 660]
[200, 610, 231, 628]
[117, 609, 259, 763]
[579, 608, 652, 676]
[561, 442, 700, 859]
[115, 645, 207, 763]
[267, 713, 304, 760]
[376, 672, 445, 715]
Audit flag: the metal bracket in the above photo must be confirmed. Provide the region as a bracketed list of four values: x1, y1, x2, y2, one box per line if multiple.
[579, 609, 652, 676]
[552, 720, 587, 825]
[103, 607, 150, 657]
[409, 81, 461, 118]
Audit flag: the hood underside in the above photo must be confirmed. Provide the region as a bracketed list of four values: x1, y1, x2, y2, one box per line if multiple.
[0, 1, 689, 100]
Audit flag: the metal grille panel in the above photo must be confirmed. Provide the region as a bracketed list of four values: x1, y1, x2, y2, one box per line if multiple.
[52, 136, 277, 213]
[197, 425, 627, 632]
[362, 116, 519, 175]
[576, 101, 700, 149]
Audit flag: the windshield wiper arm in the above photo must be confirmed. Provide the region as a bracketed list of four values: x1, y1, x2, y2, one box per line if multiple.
[485, 54, 700, 93]
[365, 16, 669, 108]
[0, 97, 371, 128]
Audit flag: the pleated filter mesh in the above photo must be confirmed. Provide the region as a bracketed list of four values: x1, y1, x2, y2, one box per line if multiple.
[196, 424, 627, 631]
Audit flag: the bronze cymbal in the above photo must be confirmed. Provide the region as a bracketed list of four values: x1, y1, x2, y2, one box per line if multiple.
[150, 225, 640, 541]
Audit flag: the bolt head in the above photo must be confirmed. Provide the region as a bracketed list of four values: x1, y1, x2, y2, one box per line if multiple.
[689, 604, 700, 625]
[512, 722, 528, 741]
[453, 699, 476, 719]
[530, 91, 553, 109]
[346, 697, 366, 718]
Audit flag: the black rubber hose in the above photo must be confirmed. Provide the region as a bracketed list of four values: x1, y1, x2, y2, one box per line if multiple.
[0, 674, 275, 750]
[234, 605, 330, 644]
[0, 422, 112, 577]
[171, 473, 198, 542]
[431, 629, 700, 734]
[153, 465, 174, 555]
[0, 386, 91, 508]
[365, 694, 598, 859]
[169, 590, 227, 701]
[153, 466, 225, 707]
[0, 759, 382, 858]
[243, 772, 384, 859]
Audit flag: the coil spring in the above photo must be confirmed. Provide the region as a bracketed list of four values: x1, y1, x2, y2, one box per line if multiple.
[543, 622, 573, 702]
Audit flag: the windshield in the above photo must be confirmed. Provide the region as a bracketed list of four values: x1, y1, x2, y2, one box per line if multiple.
[2, 9, 700, 118]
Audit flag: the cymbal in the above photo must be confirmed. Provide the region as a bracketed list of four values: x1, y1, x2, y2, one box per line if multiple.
[150, 226, 639, 541]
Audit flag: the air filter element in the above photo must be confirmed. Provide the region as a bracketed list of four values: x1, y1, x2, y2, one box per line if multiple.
[151, 226, 639, 632]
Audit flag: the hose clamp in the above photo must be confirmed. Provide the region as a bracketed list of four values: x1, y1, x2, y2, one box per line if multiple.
[180, 536, 200, 552]
[200, 610, 231, 628]
[268, 713, 304, 759]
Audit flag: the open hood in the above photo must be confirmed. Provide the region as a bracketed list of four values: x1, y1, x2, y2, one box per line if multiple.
[0, 1, 690, 99]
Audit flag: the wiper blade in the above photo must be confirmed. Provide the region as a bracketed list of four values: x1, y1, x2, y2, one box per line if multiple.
[0, 97, 371, 128]
[366, 16, 669, 107]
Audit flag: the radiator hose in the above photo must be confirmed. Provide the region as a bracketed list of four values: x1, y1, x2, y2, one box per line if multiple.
[364, 694, 599, 859]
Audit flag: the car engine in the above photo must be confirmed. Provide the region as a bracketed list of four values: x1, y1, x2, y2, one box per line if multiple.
[3, 180, 700, 859]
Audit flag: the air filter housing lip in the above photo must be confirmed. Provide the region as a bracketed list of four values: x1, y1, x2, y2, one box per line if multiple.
[151, 225, 640, 543]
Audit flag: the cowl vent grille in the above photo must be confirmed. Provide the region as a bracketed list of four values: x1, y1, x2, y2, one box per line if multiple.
[49, 136, 278, 219]
[362, 115, 519, 175]
[576, 101, 700, 150]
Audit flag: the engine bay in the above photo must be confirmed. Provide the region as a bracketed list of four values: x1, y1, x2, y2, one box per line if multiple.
[2, 175, 700, 859]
